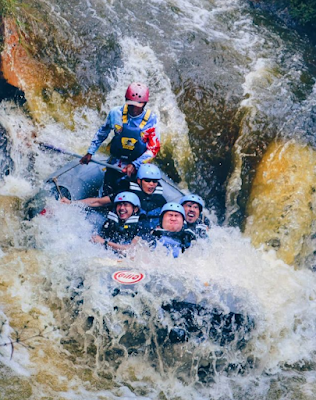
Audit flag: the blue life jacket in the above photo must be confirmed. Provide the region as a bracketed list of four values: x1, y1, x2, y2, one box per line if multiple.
[110, 105, 150, 162]
[150, 228, 196, 258]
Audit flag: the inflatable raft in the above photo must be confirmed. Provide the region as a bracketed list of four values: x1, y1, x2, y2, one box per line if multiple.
[25, 149, 184, 230]
[25, 147, 256, 380]
[64, 257, 256, 382]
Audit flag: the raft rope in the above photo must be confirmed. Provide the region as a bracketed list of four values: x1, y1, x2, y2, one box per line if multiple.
[49, 162, 81, 181]
[48, 162, 82, 199]
[52, 178, 64, 199]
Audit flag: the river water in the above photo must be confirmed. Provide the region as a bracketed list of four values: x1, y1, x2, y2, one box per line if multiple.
[1, 0, 316, 399]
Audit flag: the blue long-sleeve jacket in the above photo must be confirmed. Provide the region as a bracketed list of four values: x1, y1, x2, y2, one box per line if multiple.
[87, 105, 160, 169]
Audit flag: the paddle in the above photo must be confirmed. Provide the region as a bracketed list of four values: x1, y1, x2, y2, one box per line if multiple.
[36, 141, 185, 197]
[36, 142, 123, 172]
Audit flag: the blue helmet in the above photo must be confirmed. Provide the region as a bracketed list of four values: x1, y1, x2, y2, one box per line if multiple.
[114, 192, 140, 208]
[160, 202, 185, 219]
[180, 194, 205, 211]
[137, 163, 161, 180]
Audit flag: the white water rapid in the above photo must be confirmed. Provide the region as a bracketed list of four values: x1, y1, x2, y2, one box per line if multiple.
[1, 0, 316, 398]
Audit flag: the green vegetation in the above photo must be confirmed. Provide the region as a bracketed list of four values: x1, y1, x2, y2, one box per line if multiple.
[0, 0, 17, 16]
[271, 0, 316, 27]
[289, 0, 316, 26]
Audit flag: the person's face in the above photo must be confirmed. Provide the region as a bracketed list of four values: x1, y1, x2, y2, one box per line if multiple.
[162, 211, 183, 232]
[116, 202, 135, 221]
[183, 201, 200, 224]
[137, 178, 159, 194]
[127, 104, 145, 117]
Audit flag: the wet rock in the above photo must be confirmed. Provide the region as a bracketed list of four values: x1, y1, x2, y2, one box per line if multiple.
[247, 0, 297, 28]
[0, 6, 122, 125]
[1, 18, 54, 121]
[0, 78, 25, 104]
[0, 124, 13, 179]
[175, 80, 243, 223]
[245, 141, 316, 267]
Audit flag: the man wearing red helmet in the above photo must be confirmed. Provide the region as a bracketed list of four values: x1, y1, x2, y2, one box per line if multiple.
[80, 82, 160, 197]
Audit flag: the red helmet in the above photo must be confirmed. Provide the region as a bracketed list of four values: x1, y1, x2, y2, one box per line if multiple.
[125, 82, 149, 106]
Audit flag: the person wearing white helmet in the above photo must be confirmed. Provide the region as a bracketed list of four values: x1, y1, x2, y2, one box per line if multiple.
[148, 202, 196, 258]
[91, 191, 141, 252]
[79, 82, 161, 197]
[180, 194, 210, 239]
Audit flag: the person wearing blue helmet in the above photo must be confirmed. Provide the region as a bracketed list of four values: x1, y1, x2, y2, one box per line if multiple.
[129, 163, 167, 232]
[92, 191, 141, 252]
[148, 202, 196, 258]
[61, 164, 166, 232]
[180, 194, 210, 239]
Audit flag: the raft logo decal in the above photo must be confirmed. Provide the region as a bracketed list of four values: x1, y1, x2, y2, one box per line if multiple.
[112, 270, 145, 285]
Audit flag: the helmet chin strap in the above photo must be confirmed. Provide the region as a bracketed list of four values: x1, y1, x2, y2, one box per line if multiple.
[137, 178, 144, 191]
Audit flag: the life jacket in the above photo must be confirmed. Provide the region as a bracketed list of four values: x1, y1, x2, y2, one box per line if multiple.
[151, 228, 196, 258]
[185, 215, 210, 239]
[101, 211, 140, 244]
[129, 181, 167, 231]
[110, 104, 151, 162]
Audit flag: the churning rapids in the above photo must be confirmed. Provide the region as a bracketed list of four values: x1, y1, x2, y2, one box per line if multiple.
[2, 0, 316, 398]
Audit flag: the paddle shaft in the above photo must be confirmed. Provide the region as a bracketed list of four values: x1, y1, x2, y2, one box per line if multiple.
[37, 142, 184, 196]
[36, 142, 122, 172]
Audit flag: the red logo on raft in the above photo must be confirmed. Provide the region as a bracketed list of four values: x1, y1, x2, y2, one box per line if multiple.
[112, 271, 145, 285]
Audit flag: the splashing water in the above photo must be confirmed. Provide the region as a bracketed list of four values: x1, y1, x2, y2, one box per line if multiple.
[2, 0, 316, 398]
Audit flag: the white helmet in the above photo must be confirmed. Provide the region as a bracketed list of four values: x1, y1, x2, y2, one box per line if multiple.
[114, 192, 140, 207]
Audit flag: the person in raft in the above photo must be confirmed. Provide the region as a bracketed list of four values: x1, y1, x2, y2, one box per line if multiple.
[91, 191, 141, 252]
[104, 202, 196, 258]
[79, 82, 161, 197]
[147, 202, 196, 258]
[129, 163, 167, 232]
[61, 163, 166, 233]
[179, 194, 210, 239]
